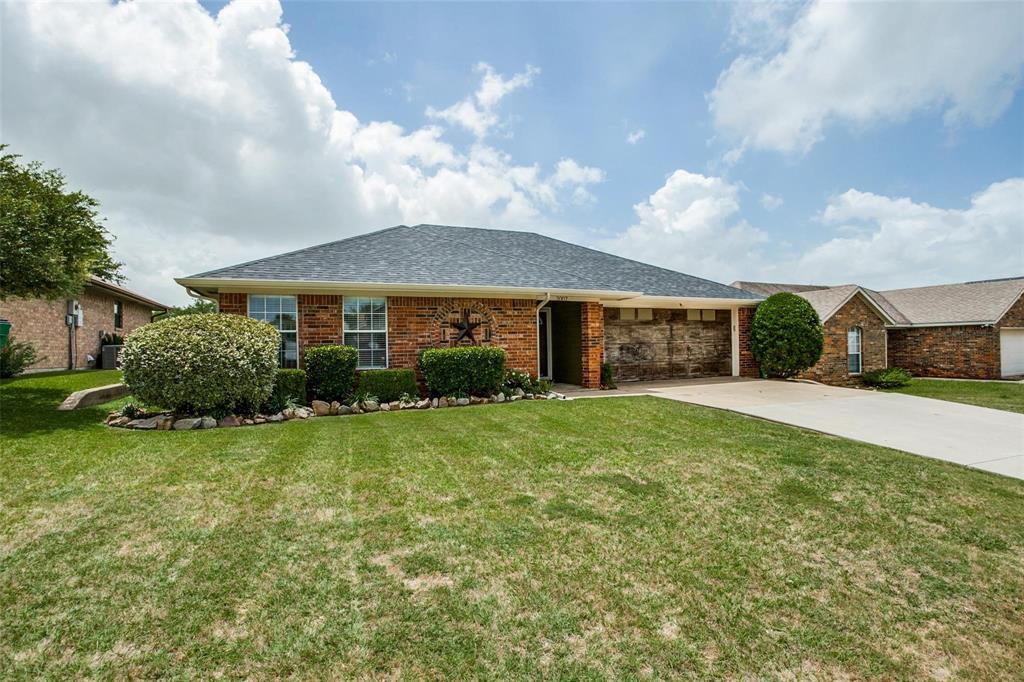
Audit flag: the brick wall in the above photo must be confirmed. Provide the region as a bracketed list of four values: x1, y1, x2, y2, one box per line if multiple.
[580, 302, 604, 388]
[800, 293, 887, 386]
[388, 296, 538, 375]
[603, 308, 731, 381]
[738, 306, 760, 378]
[0, 287, 154, 371]
[888, 326, 999, 379]
[298, 294, 342, 353]
[218, 293, 247, 315]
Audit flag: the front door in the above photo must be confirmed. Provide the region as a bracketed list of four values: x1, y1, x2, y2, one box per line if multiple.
[538, 307, 552, 379]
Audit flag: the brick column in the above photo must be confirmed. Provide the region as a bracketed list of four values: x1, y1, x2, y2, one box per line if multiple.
[298, 294, 342, 358]
[737, 305, 760, 378]
[218, 293, 247, 315]
[580, 301, 604, 388]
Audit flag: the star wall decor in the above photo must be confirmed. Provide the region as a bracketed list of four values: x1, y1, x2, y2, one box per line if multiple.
[450, 308, 481, 344]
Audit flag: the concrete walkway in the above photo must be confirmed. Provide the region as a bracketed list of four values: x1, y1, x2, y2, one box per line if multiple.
[560, 378, 1024, 479]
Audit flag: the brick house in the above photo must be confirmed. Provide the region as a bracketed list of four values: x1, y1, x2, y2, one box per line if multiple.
[0, 277, 169, 371]
[735, 277, 1024, 382]
[177, 224, 763, 388]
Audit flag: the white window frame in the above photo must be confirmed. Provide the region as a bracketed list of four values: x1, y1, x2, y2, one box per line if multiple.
[343, 296, 388, 369]
[248, 294, 299, 368]
[848, 326, 863, 375]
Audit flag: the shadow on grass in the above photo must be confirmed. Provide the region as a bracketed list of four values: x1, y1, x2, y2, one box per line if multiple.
[1, 372, 119, 439]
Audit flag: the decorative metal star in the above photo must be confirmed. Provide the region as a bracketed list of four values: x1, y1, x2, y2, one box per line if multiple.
[451, 309, 481, 344]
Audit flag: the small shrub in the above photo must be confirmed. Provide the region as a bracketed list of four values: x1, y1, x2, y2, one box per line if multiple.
[536, 379, 553, 395]
[600, 362, 617, 389]
[304, 345, 358, 402]
[358, 368, 419, 403]
[263, 368, 307, 412]
[419, 346, 506, 397]
[502, 369, 538, 394]
[0, 338, 42, 378]
[120, 313, 279, 416]
[862, 367, 912, 388]
[118, 400, 144, 419]
[750, 293, 824, 378]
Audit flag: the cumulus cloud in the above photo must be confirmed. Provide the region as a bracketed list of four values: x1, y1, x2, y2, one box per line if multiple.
[760, 193, 783, 211]
[626, 129, 646, 145]
[710, 1, 1024, 155]
[604, 170, 770, 284]
[2, 1, 597, 304]
[795, 179, 1024, 288]
[426, 62, 540, 138]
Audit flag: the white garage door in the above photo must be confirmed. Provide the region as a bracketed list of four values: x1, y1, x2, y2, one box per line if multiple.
[1001, 329, 1024, 377]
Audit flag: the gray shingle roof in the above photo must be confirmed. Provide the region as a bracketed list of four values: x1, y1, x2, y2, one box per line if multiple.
[730, 281, 831, 296]
[734, 277, 1024, 326]
[877, 278, 1024, 325]
[186, 224, 759, 300]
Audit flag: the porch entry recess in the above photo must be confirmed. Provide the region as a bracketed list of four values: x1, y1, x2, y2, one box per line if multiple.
[537, 302, 584, 385]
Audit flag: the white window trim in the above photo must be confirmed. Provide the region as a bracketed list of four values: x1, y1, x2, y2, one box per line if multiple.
[247, 294, 299, 368]
[343, 296, 389, 370]
[848, 326, 863, 375]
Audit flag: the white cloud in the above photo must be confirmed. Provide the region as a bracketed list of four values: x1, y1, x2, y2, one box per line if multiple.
[710, 1, 1024, 155]
[607, 170, 1023, 290]
[626, 129, 646, 145]
[760, 193, 783, 211]
[604, 170, 770, 284]
[2, 1, 596, 304]
[795, 178, 1024, 288]
[426, 62, 540, 138]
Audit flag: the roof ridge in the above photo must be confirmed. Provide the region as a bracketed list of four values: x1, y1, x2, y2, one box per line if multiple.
[186, 224, 411, 278]
[409, 224, 630, 293]
[416, 224, 756, 299]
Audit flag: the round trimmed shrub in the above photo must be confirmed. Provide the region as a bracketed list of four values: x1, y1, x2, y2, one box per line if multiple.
[304, 344, 358, 402]
[121, 313, 279, 416]
[358, 368, 419, 403]
[750, 293, 824, 378]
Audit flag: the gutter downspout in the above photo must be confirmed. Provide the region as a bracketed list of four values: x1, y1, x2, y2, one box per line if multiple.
[535, 293, 550, 378]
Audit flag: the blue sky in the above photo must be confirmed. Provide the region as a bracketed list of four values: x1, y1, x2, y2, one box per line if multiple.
[5, 0, 1024, 304]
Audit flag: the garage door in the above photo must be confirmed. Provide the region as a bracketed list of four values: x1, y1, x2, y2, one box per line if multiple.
[1001, 329, 1024, 377]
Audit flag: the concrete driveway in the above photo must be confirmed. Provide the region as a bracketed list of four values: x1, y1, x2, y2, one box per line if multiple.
[561, 377, 1024, 479]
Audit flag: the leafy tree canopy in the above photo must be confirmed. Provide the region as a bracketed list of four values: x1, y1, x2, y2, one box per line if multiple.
[0, 147, 122, 300]
[160, 298, 218, 318]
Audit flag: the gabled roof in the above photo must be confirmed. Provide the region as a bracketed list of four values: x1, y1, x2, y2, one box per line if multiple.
[794, 285, 899, 325]
[733, 277, 1024, 326]
[182, 224, 759, 301]
[87, 276, 169, 311]
[730, 281, 830, 296]
[877, 278, 1024, 326]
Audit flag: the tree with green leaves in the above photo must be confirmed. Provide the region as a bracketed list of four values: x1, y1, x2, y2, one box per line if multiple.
[160, 298, 218, 318]
[0, 147, 122, 300]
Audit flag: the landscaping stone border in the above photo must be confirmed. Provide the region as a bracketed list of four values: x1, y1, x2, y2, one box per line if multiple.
[105, 389, 567, 430]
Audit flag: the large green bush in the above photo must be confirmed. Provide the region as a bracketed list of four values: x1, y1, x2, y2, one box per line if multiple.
[419, 346, 506, 397]
[263, 368, 307, 412]
[750, 293, 824, 378]
[358, 368, 419, 402]
[862, 367, 912, 388]
[304, 345, 358, 402]
[121, 314, 279, 415]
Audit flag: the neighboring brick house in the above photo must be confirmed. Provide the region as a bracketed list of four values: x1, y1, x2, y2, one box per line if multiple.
[0, 277, 168, 371]
[176, 224, 762, 388]
[735, 277, 1024, 382]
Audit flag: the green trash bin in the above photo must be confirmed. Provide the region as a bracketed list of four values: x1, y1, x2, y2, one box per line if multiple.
[0, 318, 11, 350]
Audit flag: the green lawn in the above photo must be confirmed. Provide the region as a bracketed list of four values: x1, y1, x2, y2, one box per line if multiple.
[883, 377, 1024, 414]
[2, 372, 1022, 679]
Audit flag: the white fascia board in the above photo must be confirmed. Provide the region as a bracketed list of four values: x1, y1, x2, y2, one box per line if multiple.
[174, 277, 643, 301]
[600, 295, 762, 308]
